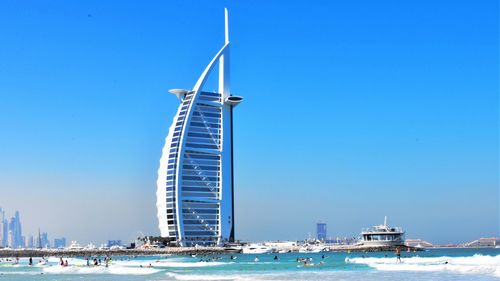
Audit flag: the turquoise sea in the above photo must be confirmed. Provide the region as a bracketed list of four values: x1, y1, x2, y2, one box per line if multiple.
[0, 248, 498, 281]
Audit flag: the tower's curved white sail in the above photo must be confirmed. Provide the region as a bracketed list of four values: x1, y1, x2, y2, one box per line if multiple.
[156, 8, 242, 246]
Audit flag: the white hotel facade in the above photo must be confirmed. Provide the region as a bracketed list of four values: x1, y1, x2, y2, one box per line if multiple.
[156, 9, 242, 246]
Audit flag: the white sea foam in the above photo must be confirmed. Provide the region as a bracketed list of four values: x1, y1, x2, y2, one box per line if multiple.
[165, 271, 369, 281]
[46, 257, 87, 266]
[90, 257, 230, 268]
[149, 261, 230, 268]
[0, 271, 42, 275]
[42, 265, 160, 275]
[346, 254, 500, 277]
[166, 272, 253, 281]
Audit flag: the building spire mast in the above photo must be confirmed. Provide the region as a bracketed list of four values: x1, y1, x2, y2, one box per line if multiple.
[219, 8, 230, 98]
[224, 8, 229, 44]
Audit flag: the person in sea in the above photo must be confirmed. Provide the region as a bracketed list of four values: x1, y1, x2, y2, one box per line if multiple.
[304, 261, 324, 267]
[59, 258, 64, 266]
[29, 257, 33, 266]
[395, 247, 401, 262]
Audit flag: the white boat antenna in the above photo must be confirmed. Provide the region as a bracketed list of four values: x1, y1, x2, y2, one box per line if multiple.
[384, 216, 387, 227]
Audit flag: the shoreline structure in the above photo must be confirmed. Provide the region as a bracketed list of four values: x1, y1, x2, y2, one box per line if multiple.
[0, 245, 421, 258]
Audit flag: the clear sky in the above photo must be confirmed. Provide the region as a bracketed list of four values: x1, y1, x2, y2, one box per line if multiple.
[0, 0, 498, 245]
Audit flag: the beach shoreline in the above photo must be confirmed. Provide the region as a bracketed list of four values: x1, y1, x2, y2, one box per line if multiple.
[0, 245, 423, 258]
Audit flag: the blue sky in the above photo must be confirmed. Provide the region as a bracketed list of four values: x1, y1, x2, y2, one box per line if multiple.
[0, 0, 498, 244]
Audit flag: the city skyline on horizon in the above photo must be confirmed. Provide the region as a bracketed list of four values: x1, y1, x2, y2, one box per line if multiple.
[0, 207, 64, 249]
[0, 1, 498, 245]
[0, 205, 496, 247]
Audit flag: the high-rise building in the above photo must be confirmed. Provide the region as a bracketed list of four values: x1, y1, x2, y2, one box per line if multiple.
[317, 222, 327, 241]
[7, 230, 13, 248]
[156, 9, 243, 247]
[1, 218, 6, 247]
[54, 237, 67, 248]
[0, 207, 4, 247]
[27, 235, 34, 248]
[40, 232, 49, 248]
[107, 240, 122, 248]
[8, 211, 23, 248]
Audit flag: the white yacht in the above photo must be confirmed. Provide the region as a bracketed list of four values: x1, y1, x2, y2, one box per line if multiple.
[298, 244, 328, 253]
[67, 241, 84, 250]
[360, 216, 405, 247]
[98, 244, 110, 250]
[241, 244, 274, 254]
[110, 245, 126, 250]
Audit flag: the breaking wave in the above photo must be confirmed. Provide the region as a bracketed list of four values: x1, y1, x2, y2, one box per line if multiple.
[114, 259, 230, 268]
[42, 265, 160, 275]
[166, 272, 249, 280]
[345, 254, 500, 277]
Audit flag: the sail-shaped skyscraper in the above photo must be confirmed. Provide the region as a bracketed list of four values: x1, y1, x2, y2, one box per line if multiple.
[156, 9, 242, 247]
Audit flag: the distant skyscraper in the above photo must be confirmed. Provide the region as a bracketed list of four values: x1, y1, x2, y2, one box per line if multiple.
[156, 9, 243, 247]
[107, 240, 122, 248]
[317, 222, 327, 241]
[54, 237, 66, 248]
[0, 207, 4, 247]
[7, 230, 13, 248]
[40, 232, 49, 248]
[1, 219, 6, 247]
[37, 228, 41, 249]
[8, 211, 23, 248]
[28, 235, 34, 248]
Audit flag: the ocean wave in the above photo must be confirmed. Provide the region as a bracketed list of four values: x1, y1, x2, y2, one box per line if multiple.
[151, 261, 230, 267]
[0, 271, 43, 275]
[165, 272, 258, 281]
[345, 254, 500, 277]
[237, 261, 280, 265]
[42, 265, 160, 275]
[114, 259, 230, 268]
